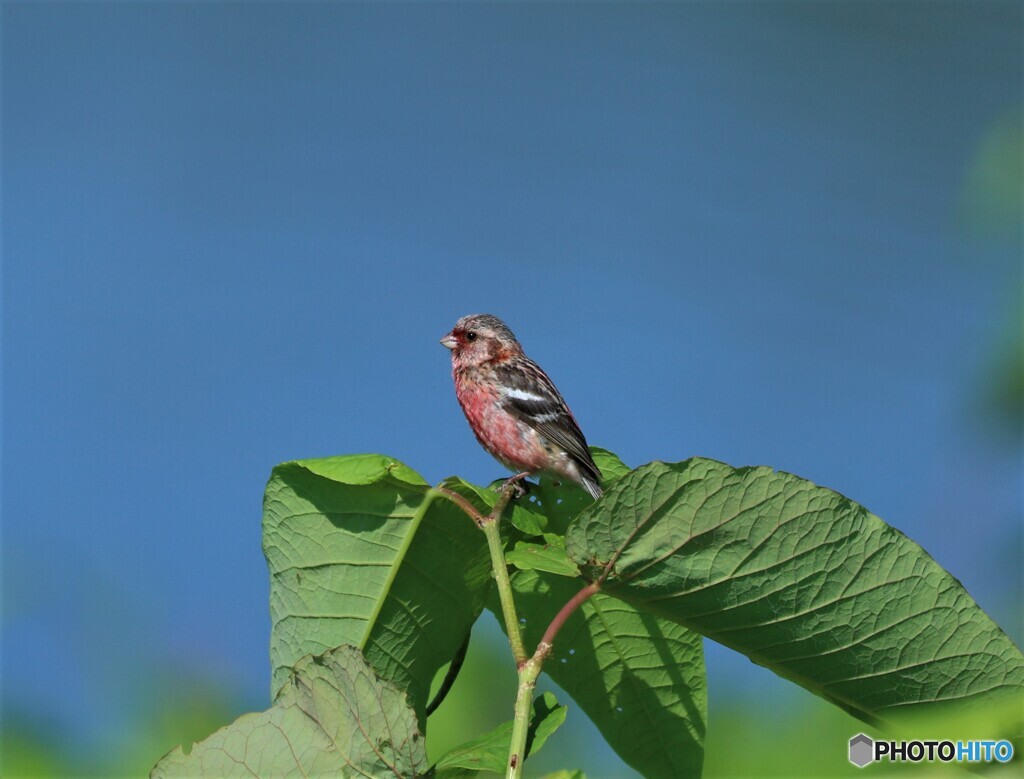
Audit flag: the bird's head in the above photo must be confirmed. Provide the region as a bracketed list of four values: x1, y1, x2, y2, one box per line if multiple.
[441, 314, 521, 368]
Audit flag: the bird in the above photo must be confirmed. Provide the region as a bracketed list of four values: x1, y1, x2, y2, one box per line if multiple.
[440, 314, 602, 499]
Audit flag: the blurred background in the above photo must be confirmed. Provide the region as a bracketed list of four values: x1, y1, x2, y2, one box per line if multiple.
[3, 3, 1021, 777]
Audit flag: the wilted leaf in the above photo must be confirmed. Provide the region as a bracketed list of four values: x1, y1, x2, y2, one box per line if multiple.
[152, 645, 427, 778]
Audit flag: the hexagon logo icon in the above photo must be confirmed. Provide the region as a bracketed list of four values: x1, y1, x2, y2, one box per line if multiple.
[849, 733, 874, 767]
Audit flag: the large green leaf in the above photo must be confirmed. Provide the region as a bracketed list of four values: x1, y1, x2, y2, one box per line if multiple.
[152, 645, 427, 778]
[566, 458, 1024, 728]
[505, 569, 706, 778]
[263, 455, 492, 718]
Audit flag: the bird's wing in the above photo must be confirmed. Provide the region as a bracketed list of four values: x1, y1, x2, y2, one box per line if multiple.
[495, 360, 602, 483]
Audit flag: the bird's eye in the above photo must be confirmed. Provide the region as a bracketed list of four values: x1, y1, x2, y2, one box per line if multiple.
[465, 331, 477, 341]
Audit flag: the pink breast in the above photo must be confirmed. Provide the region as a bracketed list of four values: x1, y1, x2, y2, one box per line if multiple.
[456, 380, 548, 471]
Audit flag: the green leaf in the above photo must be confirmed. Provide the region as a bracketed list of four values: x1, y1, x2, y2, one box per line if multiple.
[152, 645, 427, 778]
[432, 691, 567, 775]
[503, 570, 706, 779]
[541, 772, 586, 779]
[589, 447, 632, 483]
[524, 691, 568, 756]
[567, 458, 1024, 728]
[298, 453, 428, 487]
[506, 535, 580, 578]
[263, 455, 492, 719]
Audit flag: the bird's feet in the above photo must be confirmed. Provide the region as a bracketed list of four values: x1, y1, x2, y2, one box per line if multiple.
[502, 472, 532, 500]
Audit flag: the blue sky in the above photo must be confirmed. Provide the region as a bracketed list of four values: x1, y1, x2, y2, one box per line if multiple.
[3, 3, 1021, 775]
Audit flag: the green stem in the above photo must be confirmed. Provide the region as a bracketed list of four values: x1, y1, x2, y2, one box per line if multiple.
[437, 473, 597, 778]
[505, 582, 598, 778]
[481, 517, 528, 667]
[433, 474, 530, 667]
[506, 647, 547, 779]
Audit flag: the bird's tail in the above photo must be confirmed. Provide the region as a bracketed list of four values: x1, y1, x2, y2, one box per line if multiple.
[580, 473, 603, 500]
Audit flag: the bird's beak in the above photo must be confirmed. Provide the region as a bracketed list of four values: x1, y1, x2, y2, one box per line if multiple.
[440, 333, 458, 350]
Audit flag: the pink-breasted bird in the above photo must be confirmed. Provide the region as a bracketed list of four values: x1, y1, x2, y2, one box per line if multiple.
[440, 314, 602, 499]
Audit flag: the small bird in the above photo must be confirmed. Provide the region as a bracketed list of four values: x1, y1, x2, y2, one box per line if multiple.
[440, 314, 602, 499]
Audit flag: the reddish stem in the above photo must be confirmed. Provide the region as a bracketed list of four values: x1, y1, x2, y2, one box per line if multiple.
[434, 486, 485, 526]
[538, 581, 600, 651]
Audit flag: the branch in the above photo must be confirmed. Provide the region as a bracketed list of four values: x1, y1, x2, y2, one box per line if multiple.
[539, 581, 599, 650]
[432, 486, 484, 526]
[482, 519, 528, 666]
